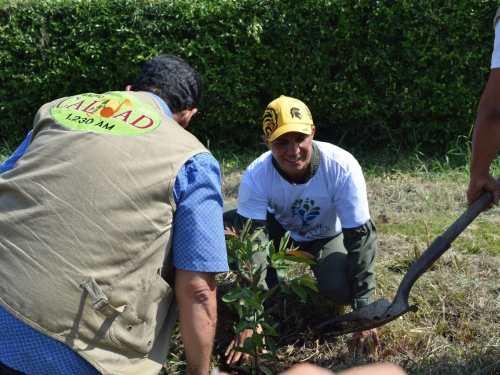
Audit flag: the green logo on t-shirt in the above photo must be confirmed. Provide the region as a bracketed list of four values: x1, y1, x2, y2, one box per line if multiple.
[288, 198, 330, 237]
[291, 198, 321, 226]
[50, 92, 161, 136]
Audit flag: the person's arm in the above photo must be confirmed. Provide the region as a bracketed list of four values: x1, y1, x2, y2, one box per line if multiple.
[468, 67, 500, 207]
[175, 269, 217, 375]
[172, 153, 228, 372]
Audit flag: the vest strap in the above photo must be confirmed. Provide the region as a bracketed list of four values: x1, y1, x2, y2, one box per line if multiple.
[80, 276, 124, 318]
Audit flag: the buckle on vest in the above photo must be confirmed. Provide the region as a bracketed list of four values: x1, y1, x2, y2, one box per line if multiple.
[80, 276, 124, 318]
[93, 296, 110, 311]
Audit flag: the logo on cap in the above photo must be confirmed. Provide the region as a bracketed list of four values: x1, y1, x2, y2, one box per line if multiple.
[263, 107, 278, 138]
[290, 107, 302, 120]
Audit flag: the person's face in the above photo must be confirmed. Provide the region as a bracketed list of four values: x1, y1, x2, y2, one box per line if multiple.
[262, 126, 315, 181]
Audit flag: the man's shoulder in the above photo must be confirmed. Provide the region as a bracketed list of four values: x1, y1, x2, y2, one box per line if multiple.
[316, 141, 359, 170]
[185, 152, 220, 173]
[245, 151, 273, 173]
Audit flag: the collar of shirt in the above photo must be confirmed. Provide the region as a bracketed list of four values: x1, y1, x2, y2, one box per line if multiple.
[145, 92, 174, 120]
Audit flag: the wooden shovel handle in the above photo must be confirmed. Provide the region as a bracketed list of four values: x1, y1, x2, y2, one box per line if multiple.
[392, 179, 498, 308]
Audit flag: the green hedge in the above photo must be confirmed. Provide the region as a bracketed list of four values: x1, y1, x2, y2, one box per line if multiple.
[1, 0, 498, 153]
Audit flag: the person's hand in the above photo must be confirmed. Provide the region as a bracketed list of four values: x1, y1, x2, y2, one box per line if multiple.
[225, 328, 252, 366]
[348, 328, 381, 355]
[467, 173, 500, 209]
[225, 325, 264, 366]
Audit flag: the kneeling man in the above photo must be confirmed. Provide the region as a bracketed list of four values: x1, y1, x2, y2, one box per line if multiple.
[224, 95, 380, 365]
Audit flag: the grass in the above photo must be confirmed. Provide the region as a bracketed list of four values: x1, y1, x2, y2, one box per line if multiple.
[3, 137, 500, 374]
[0, 143, 12, 165]
[202, 141, 500, 375]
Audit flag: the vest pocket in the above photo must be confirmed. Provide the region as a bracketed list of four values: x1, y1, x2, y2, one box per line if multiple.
[109, 273, 174, 354]
[136, 273, 175, 330]
[109, 306, 155, 354]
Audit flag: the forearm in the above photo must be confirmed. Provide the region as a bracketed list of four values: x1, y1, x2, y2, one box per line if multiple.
[175, 270, 217, 375]
[343, 219, 378, 309]
[471, 113, 500, 178]
[471, 68, 500, 179]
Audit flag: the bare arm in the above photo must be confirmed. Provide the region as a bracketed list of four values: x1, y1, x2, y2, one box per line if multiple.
[175, 269, 217, 375]
[468, 68, 500, 207]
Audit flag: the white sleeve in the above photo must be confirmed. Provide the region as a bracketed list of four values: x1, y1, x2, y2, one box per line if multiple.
[491, 21, 500, 68]
[332, 161, 371, 228]
[236, 169, 269, 220]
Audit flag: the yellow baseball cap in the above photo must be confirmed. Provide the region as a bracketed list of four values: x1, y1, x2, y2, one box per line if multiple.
[262, 95, 313, 142]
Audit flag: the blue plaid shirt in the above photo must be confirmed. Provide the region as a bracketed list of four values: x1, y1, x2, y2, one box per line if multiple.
[0, 92, 228, 374]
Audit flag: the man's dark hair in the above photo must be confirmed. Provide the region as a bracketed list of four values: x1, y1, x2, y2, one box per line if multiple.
[132, 54, 202, 113]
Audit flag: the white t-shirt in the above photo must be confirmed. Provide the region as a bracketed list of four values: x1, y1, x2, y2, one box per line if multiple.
[491, 19, 500, 68]
[237, 141, 371, 242]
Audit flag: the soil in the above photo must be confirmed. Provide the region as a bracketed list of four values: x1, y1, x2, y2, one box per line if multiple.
[211, 274, 354, 375]
[163, 270, 363, 375]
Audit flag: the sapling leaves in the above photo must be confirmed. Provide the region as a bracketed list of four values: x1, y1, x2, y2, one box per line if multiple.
[267, 241, 276, 258]
[242, 296, 264, 312]
[278, 231, 291, 253]
[222, 219, 317, 372]
[296, 276, 319, 292]
[290, 280, 308, 303]
[241, 219, 252, 239]
[287, 250, 315, 259]
[257, 306, 278, 323]
[230, 241, 244, 252]
[235, 320, 252, 333]
[261, 284, 279, 301]
[222, 286, 242, 302]
[249, 228, 264, 242]
[266, 335, 277, 354]
[244, 337, 255, 350]
[251, 332, 264, 347]
[283, 255, 316, 264]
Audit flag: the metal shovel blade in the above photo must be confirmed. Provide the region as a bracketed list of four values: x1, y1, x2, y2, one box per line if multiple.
[314, 181, 497, 338]
[314, 299, 417, 337]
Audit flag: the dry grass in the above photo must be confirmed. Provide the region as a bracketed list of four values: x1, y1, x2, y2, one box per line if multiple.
[198, 157, 500, 375]
[5, 139, 500, 374]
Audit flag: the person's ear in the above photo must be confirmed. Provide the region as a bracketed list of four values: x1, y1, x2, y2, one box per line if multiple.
[173, 108, 198, 128]
[262, 135, 271, 149]
[311, 125, 316, 138]
[125, 85, 132, 91]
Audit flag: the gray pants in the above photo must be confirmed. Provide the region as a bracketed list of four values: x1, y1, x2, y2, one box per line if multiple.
[223, 203, 352, 305]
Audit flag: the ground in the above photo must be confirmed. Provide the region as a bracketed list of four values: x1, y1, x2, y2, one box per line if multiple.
[164, 168, 500, 375]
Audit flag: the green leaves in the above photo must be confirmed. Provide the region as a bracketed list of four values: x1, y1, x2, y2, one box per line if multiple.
[221, 286, 242, 302]
[222, 219, 317, 373]
[1, 0, 494, 154]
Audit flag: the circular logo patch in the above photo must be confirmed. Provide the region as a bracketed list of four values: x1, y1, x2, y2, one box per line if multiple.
[50, 92, 162, 136]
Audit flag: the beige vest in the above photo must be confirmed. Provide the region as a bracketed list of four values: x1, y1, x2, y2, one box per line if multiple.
[0, 91, 208, 374]
[494, 6, 500, 27]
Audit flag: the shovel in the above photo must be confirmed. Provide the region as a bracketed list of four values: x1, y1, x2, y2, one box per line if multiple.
[315, 183, 498, 337]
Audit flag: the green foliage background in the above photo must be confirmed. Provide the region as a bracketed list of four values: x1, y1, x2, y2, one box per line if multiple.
[0, 0, 498, 152]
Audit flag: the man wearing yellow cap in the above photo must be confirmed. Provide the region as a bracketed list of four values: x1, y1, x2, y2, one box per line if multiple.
[224, 95, 380, 365]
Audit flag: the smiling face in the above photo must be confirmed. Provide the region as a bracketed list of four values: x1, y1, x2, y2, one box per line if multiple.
[262, 126, 315, 182]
